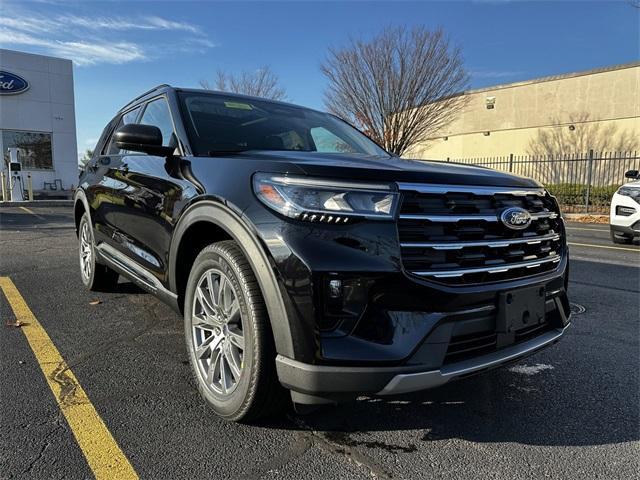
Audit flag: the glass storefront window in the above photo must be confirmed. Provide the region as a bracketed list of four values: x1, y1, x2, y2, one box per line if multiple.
[2, 130, 53, 170]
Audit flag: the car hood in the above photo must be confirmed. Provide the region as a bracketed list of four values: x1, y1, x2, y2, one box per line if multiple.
[235, 150, 541, 188]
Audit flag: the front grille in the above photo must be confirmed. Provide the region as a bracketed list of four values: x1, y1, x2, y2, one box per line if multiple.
[397, 183, 564, 285]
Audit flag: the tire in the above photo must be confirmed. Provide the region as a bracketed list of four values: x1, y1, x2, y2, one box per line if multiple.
[610, 229, 633, 245]
[78, 213, 119, 291]
[184, 240, 287, 422]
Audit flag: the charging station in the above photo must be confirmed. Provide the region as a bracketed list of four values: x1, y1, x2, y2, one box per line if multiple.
[4, 147, 25, 202]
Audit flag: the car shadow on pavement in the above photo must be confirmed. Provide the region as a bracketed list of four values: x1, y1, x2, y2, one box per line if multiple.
[263, 367, 638, 449]
[112, 281, 148, 295]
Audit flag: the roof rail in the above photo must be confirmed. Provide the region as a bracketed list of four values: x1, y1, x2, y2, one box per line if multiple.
[120, 84, 172, 111]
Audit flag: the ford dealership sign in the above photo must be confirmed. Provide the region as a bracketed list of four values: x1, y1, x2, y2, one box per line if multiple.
[0, 71, 29, 95]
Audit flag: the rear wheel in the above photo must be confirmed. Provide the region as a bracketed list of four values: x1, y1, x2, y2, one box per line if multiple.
[610, 228, 633, 245]
[184, 241, 286, 422]
[78, 213, 119, 291]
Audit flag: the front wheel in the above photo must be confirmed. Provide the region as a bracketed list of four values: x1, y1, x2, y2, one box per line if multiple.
[184, 241, 286, 422]
[78, 213, 119, 291]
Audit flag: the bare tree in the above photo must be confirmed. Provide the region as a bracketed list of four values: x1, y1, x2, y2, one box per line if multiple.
[527, 113, 638, 157]
[526, 113, 639, 185]
[321, 26, 469, 156]
[200, 66, 287, 101]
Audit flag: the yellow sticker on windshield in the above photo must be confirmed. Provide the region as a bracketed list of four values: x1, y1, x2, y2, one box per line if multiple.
[224, 101, 253, 110]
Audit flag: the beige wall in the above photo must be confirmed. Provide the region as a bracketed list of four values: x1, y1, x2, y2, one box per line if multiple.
[405, 63, 640, 160]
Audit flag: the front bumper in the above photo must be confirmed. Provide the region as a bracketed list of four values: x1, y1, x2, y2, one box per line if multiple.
[277, 324, 569, 397]
[610, 223, 640, 237]
[244, 198, 570, 399]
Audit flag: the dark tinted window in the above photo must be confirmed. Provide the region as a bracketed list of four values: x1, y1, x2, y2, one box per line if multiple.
[310, 127, 357, 153]
[105, 107, 141, 155]
[178, 92, 388, 157]
[139, 98, 175, 147]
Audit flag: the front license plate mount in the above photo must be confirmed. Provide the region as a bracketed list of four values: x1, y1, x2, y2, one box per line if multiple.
[496, 285, 546, 348]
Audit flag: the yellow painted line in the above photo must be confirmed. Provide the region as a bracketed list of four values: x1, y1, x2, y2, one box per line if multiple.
[0, 277, 138, 480]
[568, 242, 640, 253]
[19, 206, 46, 220]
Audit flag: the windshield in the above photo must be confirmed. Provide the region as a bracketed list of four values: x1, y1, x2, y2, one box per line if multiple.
[178, 92, 389, 157]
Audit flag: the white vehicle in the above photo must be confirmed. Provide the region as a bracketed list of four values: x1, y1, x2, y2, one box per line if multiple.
[610, 169, 640, 244]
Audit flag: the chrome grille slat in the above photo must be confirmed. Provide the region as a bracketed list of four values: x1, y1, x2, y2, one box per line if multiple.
[397, 183, 546, 196]
[399, 212, 558, 222]
[401, 233, 561, 250]
[413, 255, 561, 278]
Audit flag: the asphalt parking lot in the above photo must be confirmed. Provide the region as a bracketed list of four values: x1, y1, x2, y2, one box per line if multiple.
[1, 205, 638, 480]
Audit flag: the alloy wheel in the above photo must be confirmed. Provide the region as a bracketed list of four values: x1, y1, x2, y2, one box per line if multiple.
[191, 269, 245, 397]
[79, 221, 92, 280]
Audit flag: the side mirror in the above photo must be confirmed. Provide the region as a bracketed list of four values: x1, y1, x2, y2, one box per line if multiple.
[625, 169, 639, 180]
[114, 124, 174, 157]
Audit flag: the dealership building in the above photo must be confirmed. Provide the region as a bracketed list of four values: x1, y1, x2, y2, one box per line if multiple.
[0, 48, 77, 198]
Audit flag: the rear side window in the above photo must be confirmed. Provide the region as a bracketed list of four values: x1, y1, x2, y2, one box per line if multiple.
[105, 107, 141, 155]
[139, 98, 175, 147]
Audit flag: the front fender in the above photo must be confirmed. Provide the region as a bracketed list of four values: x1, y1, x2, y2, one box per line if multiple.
[168, 200, 295, 359]
[73, 188, 91, 235]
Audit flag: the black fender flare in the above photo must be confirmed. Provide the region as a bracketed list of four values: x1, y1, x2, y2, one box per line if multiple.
[73, 189, 91, 235]
[168, 200, 295, 359]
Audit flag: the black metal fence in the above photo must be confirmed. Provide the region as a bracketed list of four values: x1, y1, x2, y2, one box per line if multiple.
[444, 151, 639, 214]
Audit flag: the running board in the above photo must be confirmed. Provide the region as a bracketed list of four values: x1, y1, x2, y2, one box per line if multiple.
[96, 243, 179, 311]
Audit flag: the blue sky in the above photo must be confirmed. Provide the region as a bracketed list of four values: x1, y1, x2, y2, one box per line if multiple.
[1, 0, 638, 158]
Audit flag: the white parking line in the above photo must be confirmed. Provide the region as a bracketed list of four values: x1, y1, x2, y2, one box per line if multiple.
[565, 227, 609, 232]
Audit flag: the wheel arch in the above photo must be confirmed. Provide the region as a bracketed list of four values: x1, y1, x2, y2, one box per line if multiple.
[73, 189, 91, 236]
[169, 200, 295, 359]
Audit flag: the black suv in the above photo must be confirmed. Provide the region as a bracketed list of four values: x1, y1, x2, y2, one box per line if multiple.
[75, 85, 571, 421]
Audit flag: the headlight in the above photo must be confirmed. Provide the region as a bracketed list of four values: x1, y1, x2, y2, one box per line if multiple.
[253, 173, 399, 223]
[617, 186, 640, 203]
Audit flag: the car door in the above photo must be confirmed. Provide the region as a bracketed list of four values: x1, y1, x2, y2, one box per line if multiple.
[110, 96, 194, 283]
[88, 106, 142, 248]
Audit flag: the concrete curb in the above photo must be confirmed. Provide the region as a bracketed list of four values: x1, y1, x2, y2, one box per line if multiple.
[0, 200, 73, 207]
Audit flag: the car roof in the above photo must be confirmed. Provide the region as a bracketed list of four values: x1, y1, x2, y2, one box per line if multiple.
[118, 84, 324, 115]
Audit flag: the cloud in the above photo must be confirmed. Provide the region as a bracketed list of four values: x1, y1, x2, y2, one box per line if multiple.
[0, 28, 145, 66]
[50, 41, 146, 67]
[0, 10, 213, 66]
[56, 15, 201, 34]
[0, 13, 201, 35]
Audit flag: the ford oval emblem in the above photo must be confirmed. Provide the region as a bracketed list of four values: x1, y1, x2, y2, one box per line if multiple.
[0, 71, 30, 95]
[500, 207, 532, 230]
